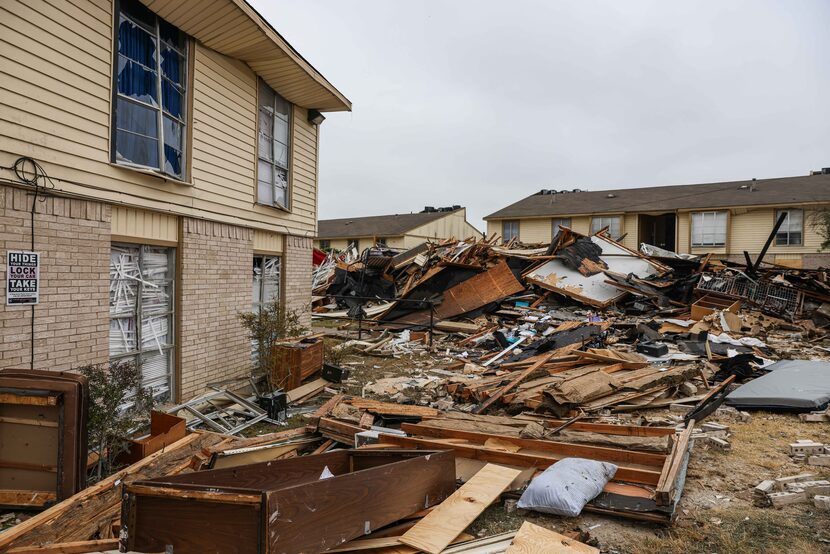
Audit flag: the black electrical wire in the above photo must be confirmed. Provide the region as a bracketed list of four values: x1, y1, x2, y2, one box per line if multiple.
[7, 157, 53, 370]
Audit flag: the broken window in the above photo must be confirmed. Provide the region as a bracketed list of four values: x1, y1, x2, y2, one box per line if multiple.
[109, 244, 175, 401]
[552, 217, 572, 240]
[691, 211, 727, 247]
[502, 220, 519, 243]
[775, 209, 803, 246]
[253, 256, 281, 313]
[591, 216, 620, 238]
[257, 79, 291, 210]
[112, 0, 189, 180]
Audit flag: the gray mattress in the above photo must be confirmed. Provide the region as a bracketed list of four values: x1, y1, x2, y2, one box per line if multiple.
[725, 360, 830, 410]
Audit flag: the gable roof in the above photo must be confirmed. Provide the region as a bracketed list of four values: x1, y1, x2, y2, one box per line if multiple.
[485, 173, 830, 220]
[318, 209, 464, 239]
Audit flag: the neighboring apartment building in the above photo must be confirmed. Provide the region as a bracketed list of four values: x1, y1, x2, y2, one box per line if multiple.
[485, 172, 830, 268]
[316, 206, 483, 252]
[0, 0, 350, 401]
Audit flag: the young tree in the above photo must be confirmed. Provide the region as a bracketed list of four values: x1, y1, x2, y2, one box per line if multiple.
[238, 300, 308, 389]
[77, 360, 153, 481]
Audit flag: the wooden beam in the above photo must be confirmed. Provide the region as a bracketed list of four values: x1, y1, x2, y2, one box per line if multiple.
[399, 423, 666, 467]
[7, 539, 120, 554]
[655, 421, 695, 505]
[377, 434, 661, 486]
[0, 490, 56, 507]
[473, 351, 557, 413]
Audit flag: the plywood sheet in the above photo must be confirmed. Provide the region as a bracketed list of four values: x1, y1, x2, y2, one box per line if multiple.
[506, 522, 598, 553]
[400, 463, 521, 554]
[393, 261, 525, 325]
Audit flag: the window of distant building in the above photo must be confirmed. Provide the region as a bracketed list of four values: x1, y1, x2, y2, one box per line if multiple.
[590, 216, 621, 237]
[502, 220, 519, 243]
[775, 209, 803, 246]
[348, 239, 360, 252]
[691, 211, 727, 247]
[319, 240, 331, 250]
[257, 79, 291, 209]
[377, 237, 387, 246]
[112, 0, 189, 180]
[552, 217, 572, 240]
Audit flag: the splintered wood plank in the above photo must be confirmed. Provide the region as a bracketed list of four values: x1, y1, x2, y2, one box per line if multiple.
[506, 522, 598, 553]
[7, 539, 120, 553]
[400, 464, 521, 554]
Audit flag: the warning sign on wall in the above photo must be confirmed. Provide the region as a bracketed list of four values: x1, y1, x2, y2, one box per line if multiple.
[6, 251, 40, 306]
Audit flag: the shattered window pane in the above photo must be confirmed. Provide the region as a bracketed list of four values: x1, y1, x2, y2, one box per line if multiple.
[256, 78, 291, 209]
[110, 244, 175, 402]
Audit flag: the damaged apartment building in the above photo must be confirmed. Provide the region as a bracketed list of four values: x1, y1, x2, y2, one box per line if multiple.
[0, 0, 350, 402]
[486, 173, 830, 268]
[316, 206, 483, 252]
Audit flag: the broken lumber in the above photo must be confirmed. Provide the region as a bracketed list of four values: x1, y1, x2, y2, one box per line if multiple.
[400, 464, 521, 554]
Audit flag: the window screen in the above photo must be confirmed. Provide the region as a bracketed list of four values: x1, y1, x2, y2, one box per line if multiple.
[775, 209, 803, 246]
[113, 0, 188, 179]
[691, 211, 728, 246]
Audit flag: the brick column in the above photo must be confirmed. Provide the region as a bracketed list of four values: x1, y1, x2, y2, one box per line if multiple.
[178, 218, 253, 400]
[0, 186, 110, 371]
[283, 235, 313, 330]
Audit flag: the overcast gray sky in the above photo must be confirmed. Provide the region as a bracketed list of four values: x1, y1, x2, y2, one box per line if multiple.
[250, 0, 829, 232]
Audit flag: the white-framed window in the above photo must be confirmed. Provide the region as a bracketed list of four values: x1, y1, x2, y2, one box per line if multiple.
[552, 217, 572, 239]
[253, 256, 281, 313]
[775, 209, 803, 246]
[112, 0, 189, 180]
[257, 79, 291, 209]
[109, 244, 175, 402]
[691, 211, 727, 247]
[377, 237, 387, 246]
[591, 216, 621, 237]
[502, 220, 519, 243]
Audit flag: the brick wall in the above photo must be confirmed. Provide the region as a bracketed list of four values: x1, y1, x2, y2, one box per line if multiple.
[283, 235, 313, 329]
[179, 218, 253, 399]
[0, 186, 110, 371]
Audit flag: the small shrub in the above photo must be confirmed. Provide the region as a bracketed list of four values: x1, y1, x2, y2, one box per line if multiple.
[77, 360, 153, 481]
[238, 301, 308, 387]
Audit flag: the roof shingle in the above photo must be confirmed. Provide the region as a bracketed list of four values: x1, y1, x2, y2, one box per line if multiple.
[485, 174, 830, 220]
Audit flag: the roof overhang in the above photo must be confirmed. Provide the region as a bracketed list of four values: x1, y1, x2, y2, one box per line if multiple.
[141, 0, 351, 112]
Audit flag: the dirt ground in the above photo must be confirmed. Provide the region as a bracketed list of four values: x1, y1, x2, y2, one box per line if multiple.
[325, 345, 830, 554]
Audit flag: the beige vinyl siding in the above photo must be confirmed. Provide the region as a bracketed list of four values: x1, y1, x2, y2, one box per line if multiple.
[622, 213, 638, 250]
[676, 213, 690, 253]
[730, 207, 824, 254]
[111, 206, 178, 244]
[0, 0, 319, 237]
[518, 218, 551, 243]
[569, 216, 590, 235]
[253, 230, 284, 254]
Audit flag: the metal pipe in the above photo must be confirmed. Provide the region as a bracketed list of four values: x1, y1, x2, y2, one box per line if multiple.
[753, 212, 787, 272]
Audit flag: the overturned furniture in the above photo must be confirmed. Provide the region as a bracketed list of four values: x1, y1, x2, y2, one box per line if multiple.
[0, 368, 88, 509]
[121, 449, 456, 554]
[270, 336, 324, 391]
